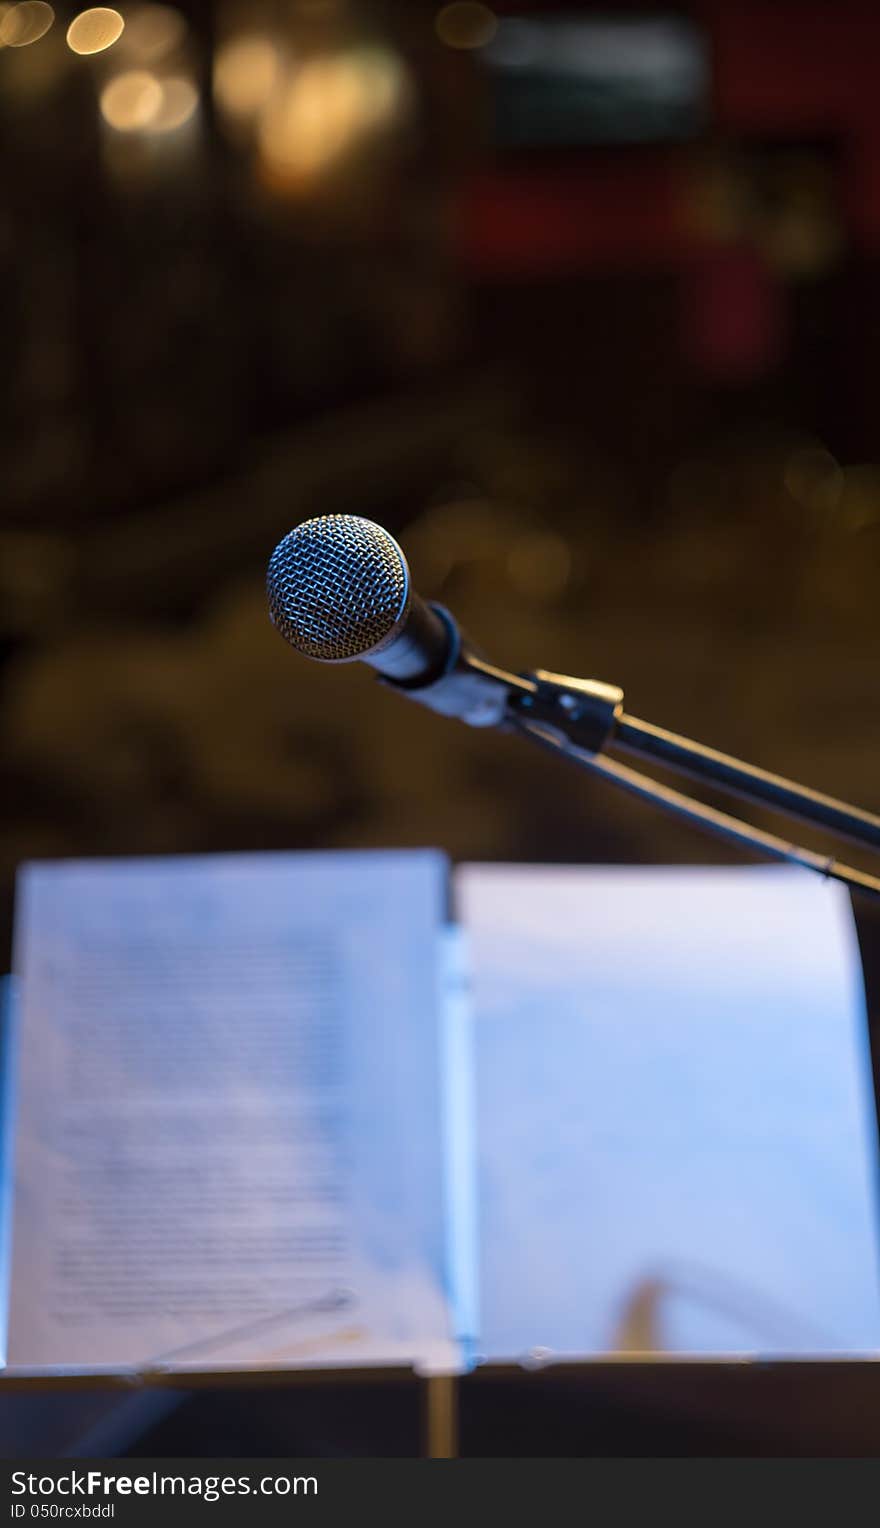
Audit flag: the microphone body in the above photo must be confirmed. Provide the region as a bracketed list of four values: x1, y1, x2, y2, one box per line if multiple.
[367, 596, 450, 684]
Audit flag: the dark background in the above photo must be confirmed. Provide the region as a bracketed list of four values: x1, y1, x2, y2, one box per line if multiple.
[2, 0, 880, 1454]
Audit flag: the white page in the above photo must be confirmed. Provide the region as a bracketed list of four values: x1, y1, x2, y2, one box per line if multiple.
[456, 864, 880, 1360]
[7, 851, 457, 1375]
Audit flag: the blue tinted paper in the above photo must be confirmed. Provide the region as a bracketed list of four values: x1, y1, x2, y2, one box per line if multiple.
[8, 851, 457, 1375]
[0, 978, 18, 1370]
[458, 865, 880, 1360]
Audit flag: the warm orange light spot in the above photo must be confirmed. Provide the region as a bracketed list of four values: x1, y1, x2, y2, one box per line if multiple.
[213, 35, 281, 122]
[66, 7, 123, 55]
[0, 1, 54, 48]
[150, 73, 197, 131]
[122, 2, 185, 63]
[100, 69, 163, 130]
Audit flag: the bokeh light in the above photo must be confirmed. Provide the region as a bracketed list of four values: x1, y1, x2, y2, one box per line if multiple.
[784, 447, 844, 517]
[149, 73, 197, 132]
[0, 1, 54, 48]
[351, 45, 410, 129]
[121, 2, 184, 63]
[99, 68, 162, 130]
[213, 35, 282, 124]
[258, 48, 409, 184]
[838, 466, 880, 533]
[259, 58, 367, 181]
[507, 531, 571, 600]
[99, 66, 198, 134]
[66, 7, 123, 55]
[434, 2, 497, 51]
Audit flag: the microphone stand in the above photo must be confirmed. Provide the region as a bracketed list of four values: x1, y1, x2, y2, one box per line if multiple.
[432, 652, 880, 900]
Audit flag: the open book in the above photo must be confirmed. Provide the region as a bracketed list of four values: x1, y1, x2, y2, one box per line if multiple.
[2, 851, 880, 1379]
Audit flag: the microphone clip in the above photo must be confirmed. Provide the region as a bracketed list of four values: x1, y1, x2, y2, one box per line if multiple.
[509, 671, 625, 755]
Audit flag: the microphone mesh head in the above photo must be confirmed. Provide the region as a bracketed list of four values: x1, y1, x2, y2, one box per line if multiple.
[267, 514, 410, 662]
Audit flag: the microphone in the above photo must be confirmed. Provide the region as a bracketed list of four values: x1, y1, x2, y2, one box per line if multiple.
[264, 510, 880, 892]
[267, 514, 511, 724]
[266, 512, 880, 900]
[267, 514, 451, 683]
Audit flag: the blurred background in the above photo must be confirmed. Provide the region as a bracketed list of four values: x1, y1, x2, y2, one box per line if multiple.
[2, 0, 880, 1454]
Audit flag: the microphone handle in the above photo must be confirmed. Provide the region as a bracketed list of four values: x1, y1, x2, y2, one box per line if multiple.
[365, 594, 450, 683]
[381, 609, 529, 728]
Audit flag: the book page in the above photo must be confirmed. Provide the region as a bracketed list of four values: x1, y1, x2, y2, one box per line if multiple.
[7, 851, 456, 1375]
[456, 864, 880, 1360]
